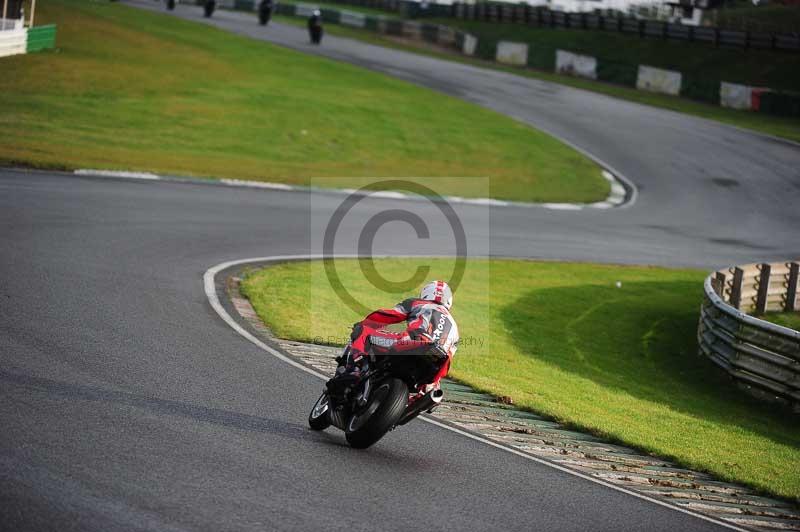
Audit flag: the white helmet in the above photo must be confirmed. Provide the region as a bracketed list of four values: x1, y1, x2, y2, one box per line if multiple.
[420, 280, 453, 309]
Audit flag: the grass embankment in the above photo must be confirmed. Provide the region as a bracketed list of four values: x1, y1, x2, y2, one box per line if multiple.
[762, 311, 800, 331]
[0, 0, 607, 203]
[242, 258, 800, 501]
[275, 12, 800, 142]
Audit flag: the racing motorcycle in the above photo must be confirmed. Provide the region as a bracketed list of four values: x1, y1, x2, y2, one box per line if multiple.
[308, 324, 446, 448]
[258, 0, 273, 25]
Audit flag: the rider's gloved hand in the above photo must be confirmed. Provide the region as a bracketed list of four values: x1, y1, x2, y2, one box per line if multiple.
[350, 322, 363, 342]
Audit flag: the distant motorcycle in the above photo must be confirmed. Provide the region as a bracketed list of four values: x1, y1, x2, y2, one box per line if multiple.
[308, 324, 446, 448]
[258, 0, 273, 25]
[204, 0, 215, 17]
[307, 10, 323, 44]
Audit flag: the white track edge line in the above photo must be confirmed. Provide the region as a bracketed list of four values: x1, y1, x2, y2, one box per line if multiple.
[204, 255, 748, 532]
[73, 168, 632, 210]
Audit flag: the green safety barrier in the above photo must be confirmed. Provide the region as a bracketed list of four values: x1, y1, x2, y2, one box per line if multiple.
[234, 0, 254, 10]
[681, 75, 720, 105]
[384, 18, 403, 35]
[26, 24, 57, 53]
[421, 23, 438, 43]
[320, 8, 340, 23]
[759, 91, 800, 118]
[526, 45, 555, 71]
[473, 38, 495, 60]
[364, 15, 379, 31]
[596, 59, 637, 87]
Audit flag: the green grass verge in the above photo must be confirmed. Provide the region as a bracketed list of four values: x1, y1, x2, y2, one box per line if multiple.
[241, 258, 800, 502]
[275, 14, 800, 142]
[761, 311, 800, 331]
[0, 0, 607, 203]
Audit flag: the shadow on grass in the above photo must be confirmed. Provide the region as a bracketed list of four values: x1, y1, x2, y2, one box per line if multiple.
[501, 280, 800, 447]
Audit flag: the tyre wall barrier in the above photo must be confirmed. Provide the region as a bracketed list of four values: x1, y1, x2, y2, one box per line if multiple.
[698, 261, 800, 412]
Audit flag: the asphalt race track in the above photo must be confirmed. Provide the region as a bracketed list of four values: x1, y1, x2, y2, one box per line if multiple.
[1, 2, 799, 531]
[126, 0, 800, 268]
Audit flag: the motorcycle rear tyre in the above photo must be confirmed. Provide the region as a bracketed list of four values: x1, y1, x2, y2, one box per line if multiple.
[345, 378, 407, 449]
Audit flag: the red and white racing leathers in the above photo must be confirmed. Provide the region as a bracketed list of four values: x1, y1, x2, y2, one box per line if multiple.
[351, 298, 459, 388]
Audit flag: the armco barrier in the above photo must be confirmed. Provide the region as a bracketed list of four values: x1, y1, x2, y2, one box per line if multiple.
[698, 261, 800, 412]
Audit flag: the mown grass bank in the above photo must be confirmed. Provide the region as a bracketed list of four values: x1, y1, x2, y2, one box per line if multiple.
[274, 13, 800, 142]
[0, 0, 608, 203]
[762, 311, 800, 331]
[242, 258, 800, 501]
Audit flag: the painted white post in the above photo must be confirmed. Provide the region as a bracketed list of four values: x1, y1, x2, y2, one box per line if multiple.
[30, 0, 36, 26]
[2, 0, 8, 31]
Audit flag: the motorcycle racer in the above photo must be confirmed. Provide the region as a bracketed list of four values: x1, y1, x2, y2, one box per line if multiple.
[335, 280, 459, 391]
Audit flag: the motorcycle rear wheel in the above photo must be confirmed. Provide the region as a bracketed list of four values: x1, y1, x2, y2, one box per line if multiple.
[345, 378, 407, 449]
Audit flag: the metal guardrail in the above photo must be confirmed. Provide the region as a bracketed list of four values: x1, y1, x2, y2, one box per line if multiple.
[698, 261, 800, 412]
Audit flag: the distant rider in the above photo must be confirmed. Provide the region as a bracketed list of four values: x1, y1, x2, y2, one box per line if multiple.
[334, 280, 459, 393]
[307, 10, 323, 44]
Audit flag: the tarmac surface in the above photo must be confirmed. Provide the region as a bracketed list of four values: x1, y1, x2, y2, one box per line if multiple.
[2, 2, 799, 530]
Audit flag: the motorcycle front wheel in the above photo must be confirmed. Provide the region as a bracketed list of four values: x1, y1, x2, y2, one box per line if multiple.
[345, 378, 407, 449]
[308, 392, 332, 431]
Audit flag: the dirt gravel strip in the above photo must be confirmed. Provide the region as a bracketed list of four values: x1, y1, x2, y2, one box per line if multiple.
[224, 274, 800, 532]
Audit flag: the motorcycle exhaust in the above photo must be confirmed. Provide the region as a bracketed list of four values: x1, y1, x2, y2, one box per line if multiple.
[397, 388, 444, 426]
